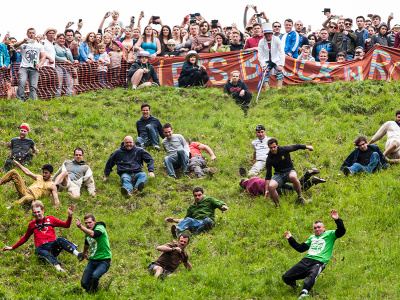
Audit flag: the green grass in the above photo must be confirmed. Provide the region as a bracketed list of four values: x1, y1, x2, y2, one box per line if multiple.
[1, 80, 400, 299]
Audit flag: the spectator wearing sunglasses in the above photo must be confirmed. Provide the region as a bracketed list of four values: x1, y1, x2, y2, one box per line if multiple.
[332, 18, 357, 60]
[272, 22, 282, 38]
[164, 39, 180, 57]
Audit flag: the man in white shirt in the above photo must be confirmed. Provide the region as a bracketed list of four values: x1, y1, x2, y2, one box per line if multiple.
[42, 28, 57, 68]
[258, 23, 285, 90]
[240, 124, 271, 176]
[14, 28, 45, 101]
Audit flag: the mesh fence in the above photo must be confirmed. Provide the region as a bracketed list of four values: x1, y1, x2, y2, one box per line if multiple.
[0, 59, 132, 100]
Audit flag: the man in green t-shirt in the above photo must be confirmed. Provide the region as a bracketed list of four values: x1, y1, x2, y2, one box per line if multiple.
[282, 209, 346, 299]
[164, 187, 229, 238]
[76, 213, 111, 293]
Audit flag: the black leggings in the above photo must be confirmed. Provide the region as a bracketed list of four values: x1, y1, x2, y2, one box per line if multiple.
[187, 70, 209, 87]
[282, 257, 325, 292]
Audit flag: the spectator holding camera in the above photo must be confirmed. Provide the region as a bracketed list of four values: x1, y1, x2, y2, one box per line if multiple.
[135, 25, 161, 60]
[210, 33, 230, 52]
[108, 10, 124, 28]
[191, 21, 214, 53]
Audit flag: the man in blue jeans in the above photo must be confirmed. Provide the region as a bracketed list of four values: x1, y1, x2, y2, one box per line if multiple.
[2, 201, 80, 272]
[13, 28, 46, 101]
[164, 187, 229, 238]
[161, 123, 190, 179]
[135, 103, 165, 150]
[104, 136, 154, 196]
[340, 135, 387, 176]
[76, 213, 111, 293]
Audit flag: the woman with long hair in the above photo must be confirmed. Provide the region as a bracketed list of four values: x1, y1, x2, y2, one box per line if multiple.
[79, 32, 99, 63]
[121, 27, 137, 63]
[135, 25, 161, 60]
[210, 33, 230, 52]
[159, 25, 172, 56]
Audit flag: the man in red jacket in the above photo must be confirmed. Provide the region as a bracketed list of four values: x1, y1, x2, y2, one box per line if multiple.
[2, 201, 81, 272]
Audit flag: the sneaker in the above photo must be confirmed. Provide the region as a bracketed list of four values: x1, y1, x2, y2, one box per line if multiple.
[169, 175, 177, 179]
[137, 182, 145, 192]
[298, 292, 309, 299]
[77, 251, 84, 261]
[132, 85, 137, 90]
[171, 225, 178, 239]
[121, 186, 132, 197]
[306, 168, 320, 176]
[239, 167, 246, 177]
[154, 145, 161, 151]
[183, 173, 190, 178]
[311, 176, 326, 184]
[297, 196, 306, 205]
[6, 206, 11, 210]
[135, 141, 142, 148]
[343, 166, 351, 176]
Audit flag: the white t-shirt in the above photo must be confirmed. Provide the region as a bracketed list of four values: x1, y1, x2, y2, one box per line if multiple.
[20, 42, 45, 68]
[252, 136, 271, 161]
[42, 39, 56, 68]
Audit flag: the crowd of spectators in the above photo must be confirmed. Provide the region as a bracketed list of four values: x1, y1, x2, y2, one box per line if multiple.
[1, 7, 400, 99]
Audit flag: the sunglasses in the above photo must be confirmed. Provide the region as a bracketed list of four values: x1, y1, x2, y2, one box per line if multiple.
[274, 25, 281, 28]
[167, 44, 175, 46]
[330, 26, 337, 29]
[345, 23, 352, 26]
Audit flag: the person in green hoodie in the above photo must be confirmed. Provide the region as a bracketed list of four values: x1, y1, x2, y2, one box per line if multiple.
[165, 187, 228, 238]
[76, 213, 111, 293]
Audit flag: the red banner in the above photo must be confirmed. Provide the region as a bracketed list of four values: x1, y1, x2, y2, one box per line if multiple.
[1, 45, 400, 99]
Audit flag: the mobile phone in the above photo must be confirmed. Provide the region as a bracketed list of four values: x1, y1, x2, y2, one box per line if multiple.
[323, 8, 331, 14]
[226, 26, 233, 30]
[194, 13, 200, 16]
[331, 16, 339, 20]
[256, 13, 262, 17]
[390, 12, 394, 17]
[152, 16, 159, 24]
[308, 25, 311, 30]
[74, 36, 79, 42]
[248, 4, 254, 8]
[141, 11, 144, 16]
[211, 19, 218, 24]
[301, 27, 306, 34]
[394, 26, 400, 31]
[79, 19, 82, 23]
[211, 24, 218, 29]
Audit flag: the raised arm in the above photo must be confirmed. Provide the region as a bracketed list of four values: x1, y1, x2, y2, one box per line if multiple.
[13, 160, 39, 180]
[99, 12, 110, 33]
[331, 209, 346, 238]
[197, 143, 216, 160]
[164, 217, 184, 223]
[285, 231, 310, 253]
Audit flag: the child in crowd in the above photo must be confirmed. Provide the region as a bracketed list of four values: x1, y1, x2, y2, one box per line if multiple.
[298, 45, 315, 61]
[97, 43, 110, 84]
[336, 51, 347, 63]
[164, 39, 180, 57]
[223, 70, 252, 115]
[318, 48, 329, 63]
[108, 41, 123, 86]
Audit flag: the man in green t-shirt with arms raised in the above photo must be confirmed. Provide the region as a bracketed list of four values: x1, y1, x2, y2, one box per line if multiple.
[165, 187, 229, 238]
[76, 213, 111, 293]
[282, 209, 346, 299]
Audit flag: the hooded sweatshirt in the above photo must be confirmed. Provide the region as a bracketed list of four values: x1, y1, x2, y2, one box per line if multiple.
[136, 115, 165, 140]
[370, 22, 391, 48]
[104, 143, 154, 176]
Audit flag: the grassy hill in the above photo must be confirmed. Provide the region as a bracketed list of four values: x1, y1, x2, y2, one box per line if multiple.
[0, 80, 400, 299]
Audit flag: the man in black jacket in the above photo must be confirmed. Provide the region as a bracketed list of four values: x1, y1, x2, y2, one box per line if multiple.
[264, 138, 315, 206]
[223, 70, 252, 115]
[135, 103, 165, 150]
[127, 51, 160, 90]
[282, 209, 346, 299]
[103, 136, 154, 196]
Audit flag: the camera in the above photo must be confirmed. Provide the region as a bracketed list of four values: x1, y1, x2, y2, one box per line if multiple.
[79, 19, 82, 23]
[256, 13, 262, 17]
[323, 8, 331, 14]
[190, 14, 197, 25]
[226, 26, 233, 30]
[152, 16, 160, 24]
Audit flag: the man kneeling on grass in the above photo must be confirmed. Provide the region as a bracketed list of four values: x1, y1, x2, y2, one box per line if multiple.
[340, 135, 387, 176]
[148, 233, 192, 278]
[76, 213, 111, 293]
[164, 187, 228, 238]
[2, 201, 80, 272]
[282, 209, 346, 299]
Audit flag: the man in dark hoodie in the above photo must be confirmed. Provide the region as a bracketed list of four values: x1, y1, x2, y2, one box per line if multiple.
[104, 136, 155, 196]
[127, 50, 160, 90]
[223, 70, 252, 115]
[135, 103, 165, 150]
[76, 213, 111, 293]
[370, 22, 391, 47]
